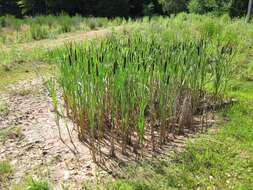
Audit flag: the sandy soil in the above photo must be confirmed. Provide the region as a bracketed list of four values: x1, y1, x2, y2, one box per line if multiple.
[0, 78, 106, 189]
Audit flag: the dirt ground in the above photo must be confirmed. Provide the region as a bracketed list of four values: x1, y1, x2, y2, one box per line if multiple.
[0, 78, 114, 189]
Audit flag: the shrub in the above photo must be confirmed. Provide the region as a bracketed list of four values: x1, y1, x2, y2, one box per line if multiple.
[159, 0, 189, 15]
[188, 0, 233, 15]
[29, 24, 51, 40]
[25, 177, 49, 190]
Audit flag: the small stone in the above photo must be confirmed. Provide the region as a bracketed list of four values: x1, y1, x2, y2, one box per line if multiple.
[64, 171, 70, 181]
[42, 151, 48, 156]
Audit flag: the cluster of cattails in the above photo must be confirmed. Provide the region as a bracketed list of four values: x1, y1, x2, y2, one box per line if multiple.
[48, 28, 234, 162]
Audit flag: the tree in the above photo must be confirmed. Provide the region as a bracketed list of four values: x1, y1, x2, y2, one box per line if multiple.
[229, 0, 251, 18]
[17, 0, 47, 15]
[95, 0, 129, 17]
[246, 0, 253, 22]
[129, 0, 144, 17]
[159, 0, 188, 15]
[0, 0, 21, 16]
[188, 0, 232, 15]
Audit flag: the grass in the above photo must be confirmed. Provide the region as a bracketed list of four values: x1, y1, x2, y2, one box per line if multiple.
[0, 102, 9, 117]
[0, 160, 13, 189]
[48, 13, 245, 161]
[24, 177, 49, 190]
[0, 161, 12, 178]
[0, 125, 21, 141]
[78, 14, 253, 190]
[0, 46, 54, 91]
[0, 14, 252, 189]
[0, 15, 128, 45]
[84, 69, 253, 190]
[0, 161, 50, 190]
[12, 176, 50, 190]
[79, 44, 253, 189]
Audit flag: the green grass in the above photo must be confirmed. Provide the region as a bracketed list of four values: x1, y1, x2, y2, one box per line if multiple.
[24, 177, 49, 190]
[12, 176, 50, 190]
[49, 13, 241, 159]
[0, 161, 42, 190]
[0, 161, 12, 178]
[0, 102, 9, 116]
[0, 15, 128, 45]
[0, 126, 21, 141]
[0, 47, 53, 91]
[84, 59, 253, 190]
[0, 160, 12, 189]
[0, 14, 252, 189]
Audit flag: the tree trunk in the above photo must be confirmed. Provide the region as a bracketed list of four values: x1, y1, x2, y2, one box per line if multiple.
[246, 0, 253, 22]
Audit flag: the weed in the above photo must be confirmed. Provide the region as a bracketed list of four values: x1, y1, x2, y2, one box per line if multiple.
[0, 160, 12, 189]
[11, 88, 32, 97]
[0, 102, 9, 117]
[0, 161, 12, 178]
[25, 177, 49, 190]
[0, 126, 21, 141]
[0, 15, 127, 45]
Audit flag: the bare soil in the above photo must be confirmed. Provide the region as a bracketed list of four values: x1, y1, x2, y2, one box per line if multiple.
[0, 78, 105, 189]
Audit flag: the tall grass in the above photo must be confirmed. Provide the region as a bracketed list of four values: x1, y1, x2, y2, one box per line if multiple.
[47, 14, 242, 162]
[0, 14, 127, 45]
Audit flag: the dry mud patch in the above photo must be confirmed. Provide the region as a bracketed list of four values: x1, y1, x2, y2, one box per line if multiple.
[0, 78, 106, 189]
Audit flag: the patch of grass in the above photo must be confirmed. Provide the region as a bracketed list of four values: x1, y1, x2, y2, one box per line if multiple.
[10, 88, 32, 97]
[12, 176, 50, 190]
[0, 160, 12, 188]
[0, 15, 126, 45]
[0, 126, 21, 141]
[30, 24, 51, 41]
[0, 102, 9, 117]
[95, 63, 253, 189]
[0, 62, 52, 91]
[25, 177, 49, 190]
[100, 100, 253, 190]
[0, 49, 53, 91]
[0, 161, 12, 178]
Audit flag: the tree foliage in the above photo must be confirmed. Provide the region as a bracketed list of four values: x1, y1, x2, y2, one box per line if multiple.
[159, 0, 189, 15]
[0, 0, 251, 18]
[188, 0, 232, 15]
[229, 0, 249, 17]
[0, 0, 21, 16]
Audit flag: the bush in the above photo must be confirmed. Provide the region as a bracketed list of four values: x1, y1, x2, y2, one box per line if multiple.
[87, 18, 98, 30]
[29, 24, 50, 40]
[0, 161, 12, 178]
[188, 0, 232, 15]
[0, 15, 22, 29]
[159, 0, 189, 15]
[25, 177, 49, 190]
[229, 0, 249, 17]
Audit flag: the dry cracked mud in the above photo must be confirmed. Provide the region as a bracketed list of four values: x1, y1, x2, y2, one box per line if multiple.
[0, 78, 107, 189]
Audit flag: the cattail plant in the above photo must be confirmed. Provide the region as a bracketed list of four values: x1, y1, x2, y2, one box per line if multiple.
[47, 21, 236, 162]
